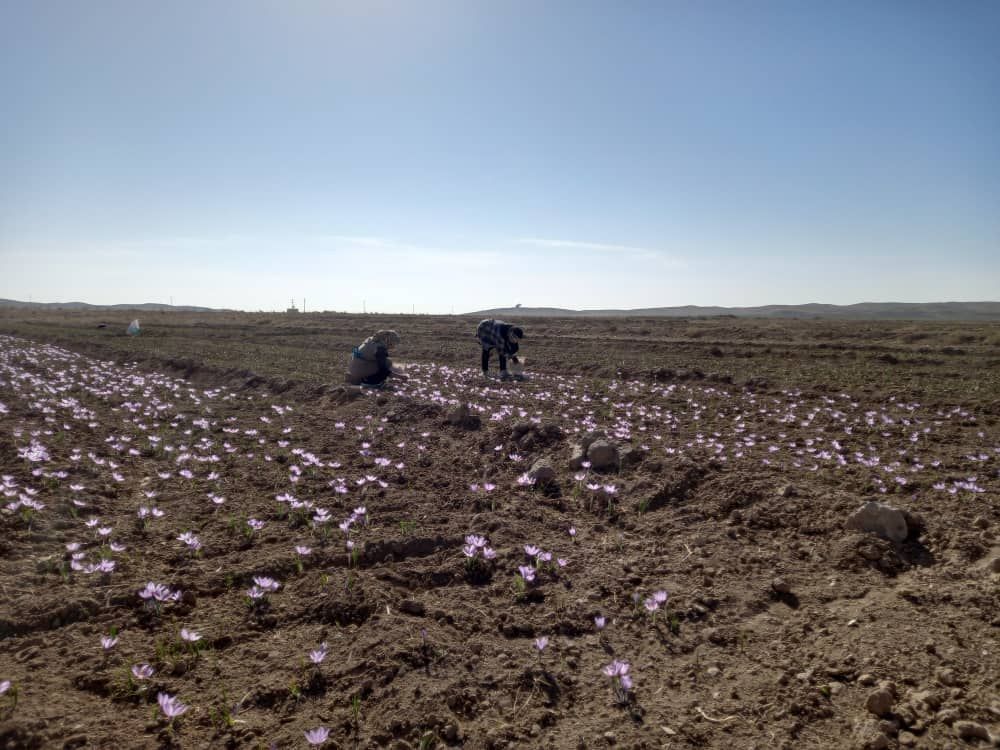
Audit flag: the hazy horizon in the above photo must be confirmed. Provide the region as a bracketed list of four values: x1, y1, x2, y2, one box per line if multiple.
[2, 2, 998, 314]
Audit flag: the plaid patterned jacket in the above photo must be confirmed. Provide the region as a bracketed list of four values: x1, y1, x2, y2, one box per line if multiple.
[476, 319, 519, 357]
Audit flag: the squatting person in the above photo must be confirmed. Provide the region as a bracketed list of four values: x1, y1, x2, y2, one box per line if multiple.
[345, 330, 407, 387]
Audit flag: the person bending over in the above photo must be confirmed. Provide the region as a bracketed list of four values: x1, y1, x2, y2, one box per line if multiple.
[346, 330, 406, 387]
[476, 319, 524, 381]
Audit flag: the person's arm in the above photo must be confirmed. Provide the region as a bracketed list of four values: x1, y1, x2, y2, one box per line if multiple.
[374, 345, 390, 376]
[376, 345, 409, 380]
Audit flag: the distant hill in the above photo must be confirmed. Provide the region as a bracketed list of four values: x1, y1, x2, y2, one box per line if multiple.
[469, 302, 1000, 321]
[0, 299, 216, 312]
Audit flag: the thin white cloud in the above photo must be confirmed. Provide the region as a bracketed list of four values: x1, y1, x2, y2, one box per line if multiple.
[517, 237, 651, 253]
[516, 237, 686, 267]
[316, 235, 504, 269]
[317, 235, 394, 248]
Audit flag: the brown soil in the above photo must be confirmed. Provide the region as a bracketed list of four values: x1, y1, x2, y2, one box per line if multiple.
[0, 312, 998, 750]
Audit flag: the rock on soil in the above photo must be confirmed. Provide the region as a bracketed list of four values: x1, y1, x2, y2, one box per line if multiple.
[446, 402, 481, 430]
[953, 720, 992, 743]
[845, 501, 909, 543]
[865, 686, 895, 717]
[586, 438, 619, 471]
[527, 457, 557, 486]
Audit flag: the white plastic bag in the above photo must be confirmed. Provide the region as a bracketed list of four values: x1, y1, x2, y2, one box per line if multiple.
[126, 319, 141, 336]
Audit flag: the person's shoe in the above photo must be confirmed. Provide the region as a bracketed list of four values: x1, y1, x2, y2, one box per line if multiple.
[499, 370, 512, 381]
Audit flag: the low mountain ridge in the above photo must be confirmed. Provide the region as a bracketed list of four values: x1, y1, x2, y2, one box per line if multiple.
[469, 301, 1000, 321]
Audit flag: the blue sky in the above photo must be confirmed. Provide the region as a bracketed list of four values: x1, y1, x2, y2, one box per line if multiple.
[2, 1, 998, 313]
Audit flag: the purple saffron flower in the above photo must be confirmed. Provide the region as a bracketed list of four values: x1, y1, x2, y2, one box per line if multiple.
[131, 664, 154, 680]
[652, 590, 669, 605]
[246, 585, 266, 601]
[179, 627, 201, 643]
[253, 576, 280, 592]
[157, 692, 189, 720]
[594, 615, 606, 630]
[524, 544, 540, 557]
[0, 680, 9, 695]
[534, 636, 549, 651]
[309, 643, 328, 665]
[295, 545, 312, 556]
[517, 565, 536, 583]
[139, 581, 179, 603]
[602, 659, 630, 678]
[101, 635, 119, 651]
[304, 726, 331, 745]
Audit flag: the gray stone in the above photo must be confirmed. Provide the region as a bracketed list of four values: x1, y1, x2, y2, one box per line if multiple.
[446, 402, 469, 425]
[845, 501, 909, 543]
[579, 431, 606, 452]
[568, 444, 587, 470]
[935, 667, 960, 687]
[852, 718, 890, 750]
[618, 445, 643, 468]
[587, 439, 619, 471]
[528, 458, 557, 486]
[953, 721, 990, 742]
[866, 688, 895, 717]
[772, 577, 792, 594]
[442, 722, 460, 742]
[445, 403, 481, 430]
[512, 422, 534, 439]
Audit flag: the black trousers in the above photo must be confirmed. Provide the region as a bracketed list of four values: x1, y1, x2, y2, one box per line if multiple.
[361, 363, 391, 385]
[481, 348, 509, 373]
